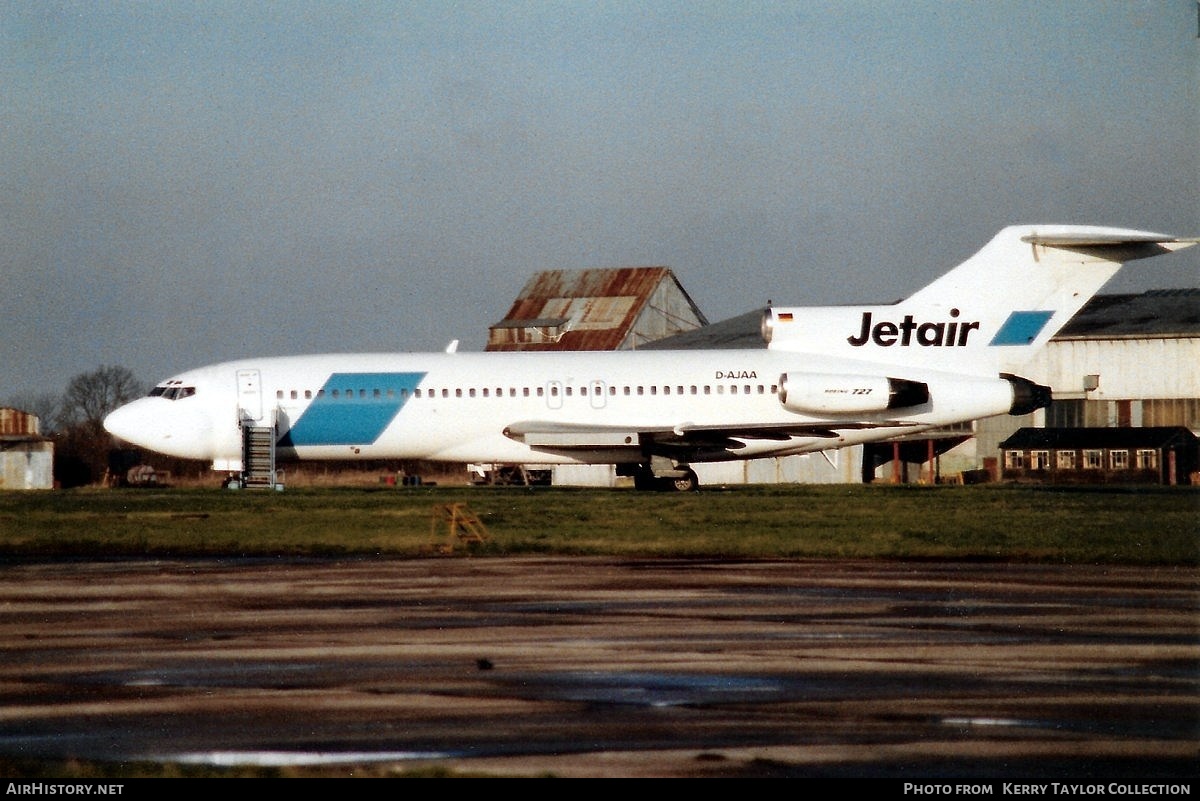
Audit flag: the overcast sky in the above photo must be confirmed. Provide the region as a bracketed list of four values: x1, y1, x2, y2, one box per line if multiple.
[3, 1, 1197, 400]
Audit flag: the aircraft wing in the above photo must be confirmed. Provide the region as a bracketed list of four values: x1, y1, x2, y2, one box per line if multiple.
[503, 418, 921, 451]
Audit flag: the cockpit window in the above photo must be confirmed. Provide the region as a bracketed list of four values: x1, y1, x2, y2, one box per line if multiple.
[149, 380, 195, 400]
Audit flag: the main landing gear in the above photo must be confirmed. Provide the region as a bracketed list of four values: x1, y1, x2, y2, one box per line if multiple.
[633, 464, 699, 492]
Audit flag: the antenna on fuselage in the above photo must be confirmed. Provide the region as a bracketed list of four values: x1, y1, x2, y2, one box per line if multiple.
[445, 339, 459, 353]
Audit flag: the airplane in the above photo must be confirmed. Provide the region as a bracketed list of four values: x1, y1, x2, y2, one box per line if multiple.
[103, 225, 1196, 491]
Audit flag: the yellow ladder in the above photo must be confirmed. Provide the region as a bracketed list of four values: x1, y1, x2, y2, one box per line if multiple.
[428, 503, 490, 553]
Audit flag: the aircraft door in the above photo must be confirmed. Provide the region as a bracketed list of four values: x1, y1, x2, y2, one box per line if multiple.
[589, 380, 607, 410]
[236, 369, 263, 422]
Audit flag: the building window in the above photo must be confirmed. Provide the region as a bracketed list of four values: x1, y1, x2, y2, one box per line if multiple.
[1005, 450, 1025, 469]
[1045, 398, 1085, 428]
[1057, 450, 1075, 469]
[1110, 450, 1129, 470]
[1136, 449, 1158, 470]
[1083, 449, 1103, 469]
[1031, 450, 1049, 470]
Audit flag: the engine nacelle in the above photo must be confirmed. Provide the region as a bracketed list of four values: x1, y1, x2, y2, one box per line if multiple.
[1003, 374, 1053, 415]
[778, 373, 929, 415]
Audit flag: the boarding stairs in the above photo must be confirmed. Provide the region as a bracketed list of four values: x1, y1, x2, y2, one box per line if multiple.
[240, 422, 278, 490]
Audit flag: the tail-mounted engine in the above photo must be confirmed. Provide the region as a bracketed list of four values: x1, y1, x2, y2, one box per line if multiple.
[1003, 374, 1053, 415]
[777, 371, 1051, 418]
[778, 373, 929, 415]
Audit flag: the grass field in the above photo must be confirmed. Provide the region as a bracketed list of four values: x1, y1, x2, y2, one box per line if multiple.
[1, 483, 1196, 565]
[0, 482, 1196, 779]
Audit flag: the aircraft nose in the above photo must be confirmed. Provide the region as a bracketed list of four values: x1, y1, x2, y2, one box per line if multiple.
[103, 396, 216, 460]
[103, 402, 144, 445]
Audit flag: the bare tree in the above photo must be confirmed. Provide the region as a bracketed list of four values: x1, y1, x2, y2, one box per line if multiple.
[55, 366, 144, 486]
[58, 365, 143, 434]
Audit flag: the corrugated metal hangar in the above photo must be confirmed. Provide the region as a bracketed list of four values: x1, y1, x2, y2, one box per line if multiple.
[482, 267, 1199, 487]
[486, 267, 707, 352]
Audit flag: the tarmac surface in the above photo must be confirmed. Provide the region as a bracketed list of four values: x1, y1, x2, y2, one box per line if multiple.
[0, 556, 1196, 779]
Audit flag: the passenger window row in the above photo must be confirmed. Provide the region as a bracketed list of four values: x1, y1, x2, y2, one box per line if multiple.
[274, 384, 780, 401]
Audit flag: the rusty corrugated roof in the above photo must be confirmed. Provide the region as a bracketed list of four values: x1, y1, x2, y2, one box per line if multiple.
[0, 407, 41, 438]
[486, 266, 706, 351]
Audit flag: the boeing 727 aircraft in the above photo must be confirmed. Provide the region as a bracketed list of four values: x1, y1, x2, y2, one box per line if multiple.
[103, 225, 1196, 490]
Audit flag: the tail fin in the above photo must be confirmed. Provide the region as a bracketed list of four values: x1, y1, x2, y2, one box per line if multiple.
[763, 225, 1196, 376]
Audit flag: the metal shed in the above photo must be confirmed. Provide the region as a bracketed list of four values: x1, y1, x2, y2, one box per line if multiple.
[486, 267, 707, 352]
[0, 408, 54, 490]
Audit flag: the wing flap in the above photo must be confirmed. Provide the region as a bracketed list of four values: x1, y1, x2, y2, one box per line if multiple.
[503, 421, 645, 449]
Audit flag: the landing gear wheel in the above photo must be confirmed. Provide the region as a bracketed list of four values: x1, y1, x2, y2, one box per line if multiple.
[666, 469, 698, 492]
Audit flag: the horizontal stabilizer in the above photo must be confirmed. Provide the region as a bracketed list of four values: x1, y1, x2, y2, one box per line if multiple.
[1021, 227, 1197, 249]
[1021, 227, 1198, 262]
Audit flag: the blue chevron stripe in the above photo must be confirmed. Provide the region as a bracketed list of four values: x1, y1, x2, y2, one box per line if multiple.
[279, 372, 426, 446]
[989, 311, 1054, 346]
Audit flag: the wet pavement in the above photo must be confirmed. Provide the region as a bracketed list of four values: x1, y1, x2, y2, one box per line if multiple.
[0, 556, 1195, 778]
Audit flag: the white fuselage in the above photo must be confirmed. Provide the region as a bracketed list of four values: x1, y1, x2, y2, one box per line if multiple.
[103, 348, 1020, 469]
